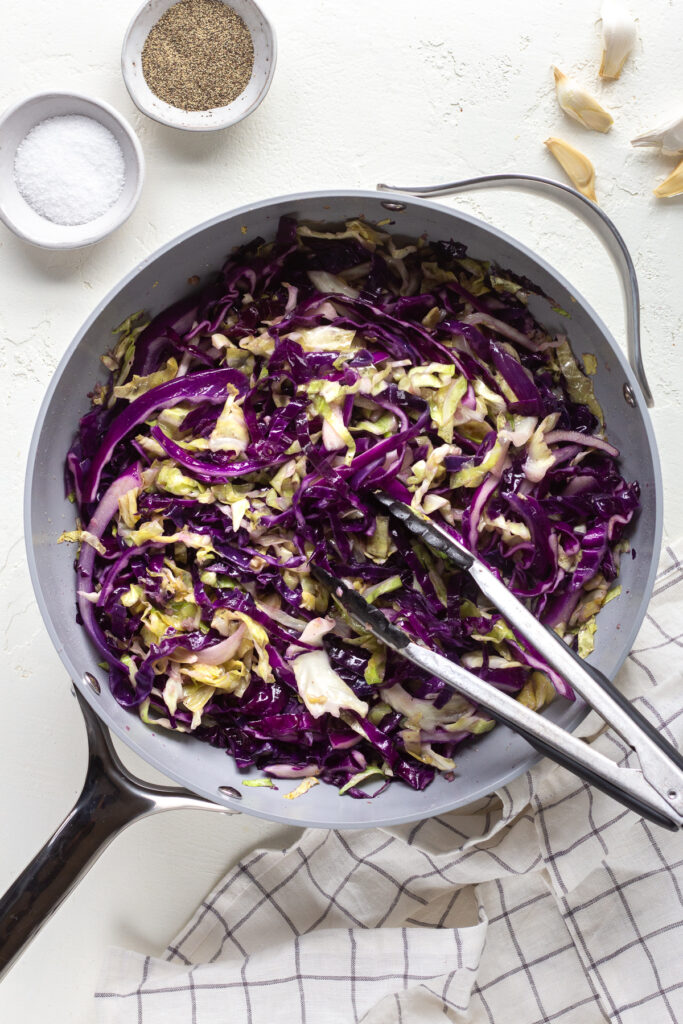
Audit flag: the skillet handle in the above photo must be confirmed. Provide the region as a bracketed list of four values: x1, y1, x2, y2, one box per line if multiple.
[0, 687, 235, 982]
[376, 173, 653, 407]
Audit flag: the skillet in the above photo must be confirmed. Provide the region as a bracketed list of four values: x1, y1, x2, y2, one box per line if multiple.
[0, 179, 662, 976]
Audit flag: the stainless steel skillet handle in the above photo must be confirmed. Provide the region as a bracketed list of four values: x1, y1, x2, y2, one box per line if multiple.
[0, 687, 236, 982]
[376, 174, 653, 407]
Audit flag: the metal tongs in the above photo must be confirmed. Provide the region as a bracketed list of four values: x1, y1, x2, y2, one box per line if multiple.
[312, 495, 683, 831]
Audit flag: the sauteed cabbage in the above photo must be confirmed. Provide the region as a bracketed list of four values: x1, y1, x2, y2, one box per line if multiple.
[62, 217, 638, 797]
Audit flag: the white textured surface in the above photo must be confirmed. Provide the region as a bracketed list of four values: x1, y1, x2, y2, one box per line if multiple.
[0, 0, 681, 1019]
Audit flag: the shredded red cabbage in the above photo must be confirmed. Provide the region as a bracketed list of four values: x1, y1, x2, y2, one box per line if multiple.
[63, 216, 639, 798]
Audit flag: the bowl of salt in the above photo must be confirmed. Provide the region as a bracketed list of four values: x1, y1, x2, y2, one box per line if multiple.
[0, 91, 144, 249]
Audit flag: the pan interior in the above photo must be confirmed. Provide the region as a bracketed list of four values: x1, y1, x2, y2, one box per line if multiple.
[25, 190, 662, 829]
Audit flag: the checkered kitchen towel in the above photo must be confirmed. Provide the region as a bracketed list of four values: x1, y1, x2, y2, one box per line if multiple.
[96, 545, 683, 1024]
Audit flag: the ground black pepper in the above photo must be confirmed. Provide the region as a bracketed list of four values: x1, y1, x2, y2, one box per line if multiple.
[141, 0, 255, 112]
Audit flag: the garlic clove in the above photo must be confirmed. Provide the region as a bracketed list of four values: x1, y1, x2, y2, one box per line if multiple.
[631, 113, 683, 157]
[544, 137, 598, 202]
[599, 0, 637, 79]
[653, 159, 683, 199]
[552, 66, 614, 132]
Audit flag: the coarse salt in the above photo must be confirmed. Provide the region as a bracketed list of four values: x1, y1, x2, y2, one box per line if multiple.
[13, 114, 126, 227]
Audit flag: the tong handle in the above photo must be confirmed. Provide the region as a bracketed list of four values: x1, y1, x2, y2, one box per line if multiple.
[468, 560, 683, 820]
[557, 639, 683, 772]
[397, 636, 682, 831]
[507, 715, 679, 832]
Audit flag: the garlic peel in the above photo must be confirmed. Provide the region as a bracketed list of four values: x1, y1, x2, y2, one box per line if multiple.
[653, 159, 683, 199]
[552, 66, 613, 133]
[599, 0, 636, 80]
[544, 137, 597, 203]
[632, 114, 683, 158]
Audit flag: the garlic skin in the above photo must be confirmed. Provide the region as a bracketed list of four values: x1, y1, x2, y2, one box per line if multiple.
[552, 67, 613, 133]
[599, 0, 637, 79]
[632, 114, 683, 157]
[653, 159, 683, 199]
[545, 137, 598, 202]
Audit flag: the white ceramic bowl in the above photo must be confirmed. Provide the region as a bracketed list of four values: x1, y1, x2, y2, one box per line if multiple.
[122, 0, 276, 132]
[0, 92, 144, 250]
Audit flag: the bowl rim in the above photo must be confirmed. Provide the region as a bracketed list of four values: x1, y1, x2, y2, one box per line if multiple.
[0, 90, 145, 250]
[121, 0, 277, 133]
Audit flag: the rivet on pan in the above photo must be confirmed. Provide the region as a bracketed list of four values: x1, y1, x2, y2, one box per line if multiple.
[218, 785, 242, 800]
[380, 200, 406, 212]
[668, 789, 678, 800]
[83, 672, 101, 695]
[623, 383, 636, 407]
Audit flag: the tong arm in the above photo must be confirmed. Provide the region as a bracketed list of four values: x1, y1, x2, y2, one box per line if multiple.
[469, 560, 683, 824]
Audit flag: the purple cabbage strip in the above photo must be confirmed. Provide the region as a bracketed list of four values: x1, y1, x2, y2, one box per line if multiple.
[82, 368, 249, 505]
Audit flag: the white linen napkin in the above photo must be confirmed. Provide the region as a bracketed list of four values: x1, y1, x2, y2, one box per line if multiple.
[95, 544, 683, 1024]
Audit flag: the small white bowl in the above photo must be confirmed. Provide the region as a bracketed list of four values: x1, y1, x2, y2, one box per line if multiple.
[122, 0, 276, 132]
[0, 92, 144, 250]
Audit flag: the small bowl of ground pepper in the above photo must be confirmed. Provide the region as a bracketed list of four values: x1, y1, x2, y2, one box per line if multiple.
[122, 0, 276, 132]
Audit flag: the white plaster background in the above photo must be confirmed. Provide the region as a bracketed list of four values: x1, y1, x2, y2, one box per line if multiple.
[0, 0, 681, 1019]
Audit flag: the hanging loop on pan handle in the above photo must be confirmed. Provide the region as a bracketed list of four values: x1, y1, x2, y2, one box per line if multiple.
[377, 174, 653, 407]
[0, 686, 236, 982]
